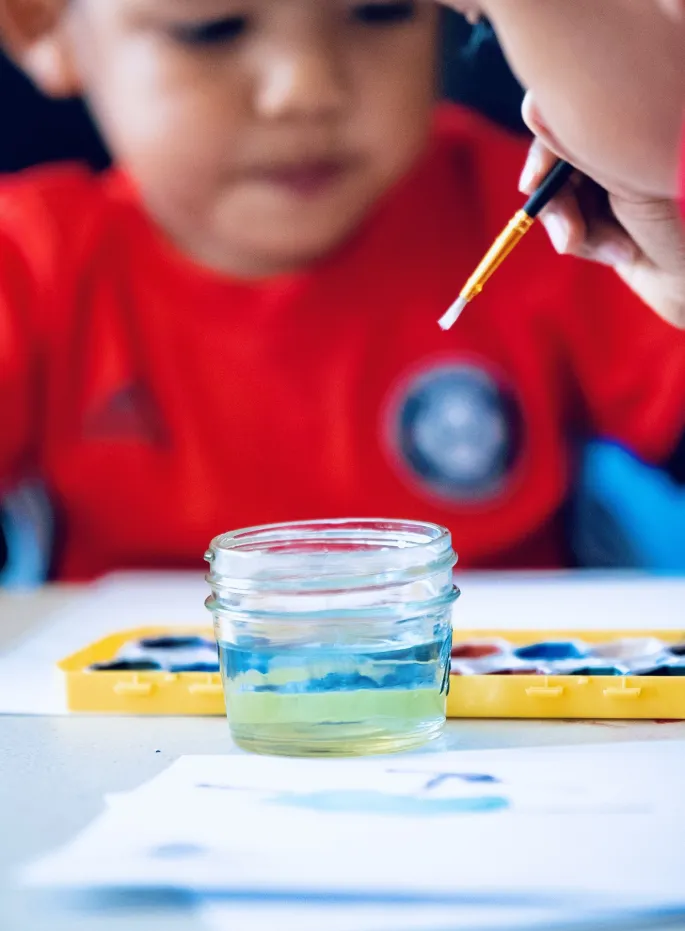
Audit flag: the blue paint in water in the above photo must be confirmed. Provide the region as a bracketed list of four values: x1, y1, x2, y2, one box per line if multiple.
[220, 636, 451, 694]
[217, 634, 452, 753]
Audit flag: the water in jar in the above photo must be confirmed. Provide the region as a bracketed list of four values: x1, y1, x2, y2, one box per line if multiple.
[218, 624, 452, 756]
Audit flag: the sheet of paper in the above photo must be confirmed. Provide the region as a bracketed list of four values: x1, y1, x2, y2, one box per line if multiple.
[0, 572, 207, 713]
[200, 901, 555, 931]
[198, 900, 685, 931]
[24, 742, 685, 910]
[102, 739, 685, 814]
[2, 570, 684, 714]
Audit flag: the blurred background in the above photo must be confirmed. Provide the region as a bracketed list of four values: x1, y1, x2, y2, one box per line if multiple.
[1, 10, 683, 586]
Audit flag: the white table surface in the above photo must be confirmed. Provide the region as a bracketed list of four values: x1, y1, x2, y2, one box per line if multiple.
[2, 585, 685, 931]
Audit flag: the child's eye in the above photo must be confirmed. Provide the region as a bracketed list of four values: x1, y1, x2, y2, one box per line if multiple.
[170, 16, 249, 47]
[350, 2, 417, 26]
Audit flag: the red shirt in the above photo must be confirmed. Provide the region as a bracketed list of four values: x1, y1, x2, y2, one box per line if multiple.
[2, 105, 685, 580]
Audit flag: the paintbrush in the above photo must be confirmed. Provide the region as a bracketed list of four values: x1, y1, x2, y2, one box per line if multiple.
[438, 159, 575, 331]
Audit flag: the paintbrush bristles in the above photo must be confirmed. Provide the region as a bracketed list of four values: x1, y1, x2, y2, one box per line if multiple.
[438, 296, 467, 331]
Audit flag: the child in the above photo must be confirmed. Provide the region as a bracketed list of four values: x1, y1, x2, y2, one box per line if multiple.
[1, 0, 685, 580]
[446, 0, 685, 329]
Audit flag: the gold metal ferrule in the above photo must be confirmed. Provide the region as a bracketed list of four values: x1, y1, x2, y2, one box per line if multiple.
[459, 209, 535, 303]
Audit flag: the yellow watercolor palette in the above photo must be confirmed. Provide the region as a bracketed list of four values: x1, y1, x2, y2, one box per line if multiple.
[447, 628, 685, 720]
[58, 627, 223, 716]
[58, 626, 685, 719]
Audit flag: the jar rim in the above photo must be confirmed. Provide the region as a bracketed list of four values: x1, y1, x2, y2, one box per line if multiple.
[205, 518, 457, 589]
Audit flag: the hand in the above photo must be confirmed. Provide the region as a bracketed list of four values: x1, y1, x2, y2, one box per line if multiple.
[658, 0, 685, 21]
[520, 134, 685, 331]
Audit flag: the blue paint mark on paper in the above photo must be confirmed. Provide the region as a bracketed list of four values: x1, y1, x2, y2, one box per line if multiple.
[269, 791, 509, 816]
[386, 769, 501, 789]
[424, 773, 500, 790]
[152, 843, 208, 859]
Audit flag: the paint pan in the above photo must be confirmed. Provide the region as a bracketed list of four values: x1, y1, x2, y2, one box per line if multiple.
[632, 659, 685, 677]
[545, 657, 630, 676]
[89, 659, 162, 672]
[563, 664, 629, 677]
[590, 638, 665, 662]
[486, 666, 548, 676]
[118, 636, 219, 673]
[451, 639, 509, 660]
[514, 641, 589, 662]
[450, 660, 478, 676]
[467, 654, 549, 676]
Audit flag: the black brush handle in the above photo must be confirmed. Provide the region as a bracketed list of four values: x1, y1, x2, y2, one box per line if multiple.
[523, 160, 575, 219]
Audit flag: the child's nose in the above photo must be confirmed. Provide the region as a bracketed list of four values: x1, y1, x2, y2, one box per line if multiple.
[255, 47, 348, 120]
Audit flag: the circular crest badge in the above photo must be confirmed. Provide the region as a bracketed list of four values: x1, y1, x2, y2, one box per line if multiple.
[386, 362, 524, 502]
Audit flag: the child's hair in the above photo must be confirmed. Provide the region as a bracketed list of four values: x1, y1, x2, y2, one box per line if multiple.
[442, 14, 526, 135]
[0, 50, 109, 173]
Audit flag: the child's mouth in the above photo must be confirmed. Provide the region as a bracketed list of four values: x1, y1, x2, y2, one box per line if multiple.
[252, 159, 352, 197]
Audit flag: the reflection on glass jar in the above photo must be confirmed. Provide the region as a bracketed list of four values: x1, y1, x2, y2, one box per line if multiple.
[205, 519, 459, 757]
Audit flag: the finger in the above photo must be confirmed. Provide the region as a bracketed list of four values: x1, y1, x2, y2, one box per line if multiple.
[610, 193, 685, 274]
[658, 0, 685, 22]
[537, 186, 587, 255]
[574, 220, 640, 267]
[538, 176, 640, 267]
[521, 92, 570, 167]
[518, 137, 558, 195]
[572, 181, 641, 266]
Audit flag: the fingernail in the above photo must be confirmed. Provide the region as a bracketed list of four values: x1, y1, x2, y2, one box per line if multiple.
[519, 150, 542, 194]
[594, 242, 637, 267]
[541, 214, 569, 254]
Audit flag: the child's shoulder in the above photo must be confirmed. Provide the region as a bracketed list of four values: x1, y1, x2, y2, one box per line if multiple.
[0, 163, 120, 257]
[0, 164, 140, 342]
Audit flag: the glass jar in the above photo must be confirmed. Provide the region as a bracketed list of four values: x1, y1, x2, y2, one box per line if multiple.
[204, 519, 459, 757]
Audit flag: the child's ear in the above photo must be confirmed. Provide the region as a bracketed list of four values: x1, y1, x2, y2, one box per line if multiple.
[0, 0, 81, 97]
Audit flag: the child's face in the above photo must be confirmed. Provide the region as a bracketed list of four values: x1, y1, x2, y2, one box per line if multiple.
[64, 0, 437, 277]
[446, 0, 685, 199]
